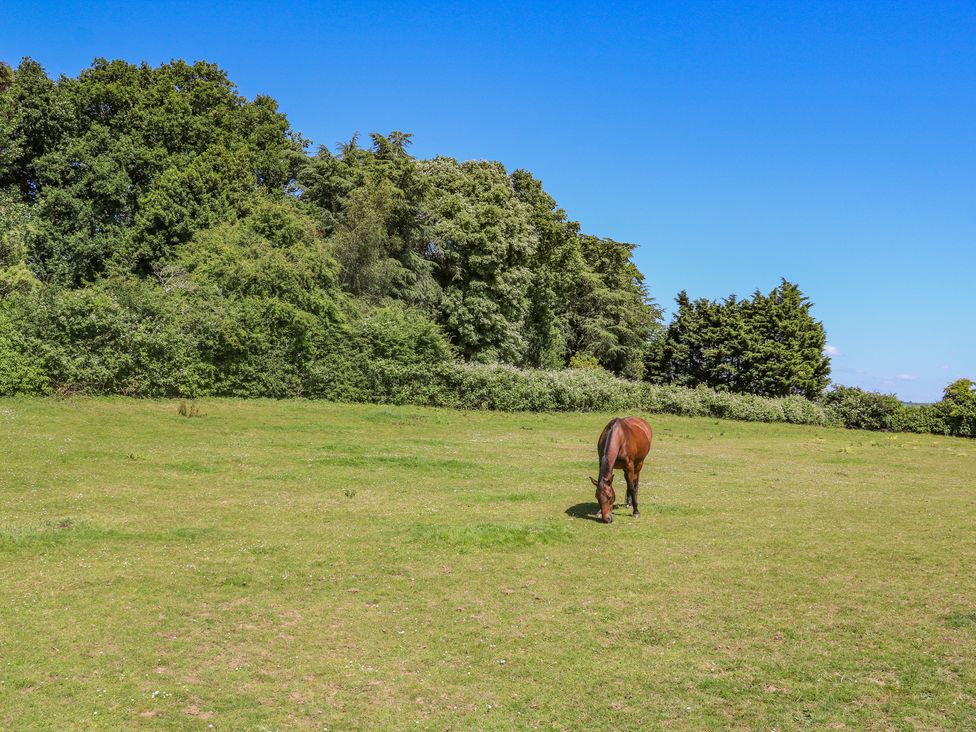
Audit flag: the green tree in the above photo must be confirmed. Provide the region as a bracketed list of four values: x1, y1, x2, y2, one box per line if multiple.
[0, 62, 13, 92]
[511, 169, 583, 369]
[741, 280, 830, 397]
[0, 191, 37, 295]
[568, 234, 662, 380]
[299, 132, 435, 306]
[0, 57, 302, 284]
[175, 194, 342, 321]
[937, 378, 976, 437]
[660, 279, 830, 398]
[421, 157, 536, 363]
[123, 144, 256, 274]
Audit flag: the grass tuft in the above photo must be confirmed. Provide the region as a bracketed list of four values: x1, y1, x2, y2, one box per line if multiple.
[944, 611, 976, 631]
[177, 400, 204, 417]
[0, 519, 122, 553]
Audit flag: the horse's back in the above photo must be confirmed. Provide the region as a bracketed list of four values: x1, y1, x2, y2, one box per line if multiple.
[599, 416, 652, 463]
[620, 416, 652, 460]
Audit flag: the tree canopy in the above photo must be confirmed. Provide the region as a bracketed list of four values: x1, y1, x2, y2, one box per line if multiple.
[0, 56, 844, 403]
[658, 280, 830, 398]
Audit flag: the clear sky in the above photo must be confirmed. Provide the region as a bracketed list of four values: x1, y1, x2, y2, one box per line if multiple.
[4, 1, 974, 401]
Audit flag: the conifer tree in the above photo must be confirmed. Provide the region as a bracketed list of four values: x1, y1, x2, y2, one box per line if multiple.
[659, 280, 830, 397]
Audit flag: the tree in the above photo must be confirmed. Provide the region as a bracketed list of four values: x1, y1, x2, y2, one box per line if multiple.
[937, 378, 976, 437]
[0, 62, 13, 92]
[299, 132, 436, 307]
[659, 279, 830, 398]
[123, 144, 257, 274]
[566, 235, 662, 380]
[2, 55, 667, 391]
[421, 157, 536, 363]
[0, 191, 37, 295]
[0, 57, 302, 284]
[741, 280, 830, 397]
[175, 194, 342, 321]
[511, 168, 583, 369]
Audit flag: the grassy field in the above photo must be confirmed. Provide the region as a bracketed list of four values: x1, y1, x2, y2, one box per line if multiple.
[1, 398, 974, 730]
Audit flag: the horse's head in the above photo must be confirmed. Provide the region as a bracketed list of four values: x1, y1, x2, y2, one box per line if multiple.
[589, 475, 614, 524]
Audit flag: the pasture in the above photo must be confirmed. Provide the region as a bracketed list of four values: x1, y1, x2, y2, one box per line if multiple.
[1, 398, 974, 730]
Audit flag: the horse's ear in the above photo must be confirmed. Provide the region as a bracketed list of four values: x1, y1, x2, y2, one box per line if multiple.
[589, 476, 598, 487]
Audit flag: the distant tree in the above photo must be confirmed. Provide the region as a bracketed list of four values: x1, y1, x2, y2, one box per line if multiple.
[0, 62, 13, 92]
[740, 280, 830, 397]
[937, 378, 976, 437]
[657, 291, 746, 388]
[175, 195, 342, 321]
[299, 131, 436, 307]
[328, 176, 419, 300]
[511, 168, 583, 369]
[942, 378, 976, 405]
[123, 144, 257, 275]
[660, 279, 830, 398]
[1, 55, 667, 389]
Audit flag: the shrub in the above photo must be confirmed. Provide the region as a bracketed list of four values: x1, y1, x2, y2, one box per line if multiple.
[0, 307, 48, 395]
[818, 382, 975, 438]
[936, 379, 976, 438]
[0, 289, 966, 439]
[819, 386, 903, 431]
[353, 303, 453, 366]
[568, 353, 601, 370]
[888, 403, 944, 435]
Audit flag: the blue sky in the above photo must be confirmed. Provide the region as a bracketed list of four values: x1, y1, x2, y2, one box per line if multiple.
[4, 1, 974, 401]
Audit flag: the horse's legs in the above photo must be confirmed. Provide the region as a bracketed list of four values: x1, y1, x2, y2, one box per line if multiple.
[624, 467, 637, 516]
[630, 461, 644, 518]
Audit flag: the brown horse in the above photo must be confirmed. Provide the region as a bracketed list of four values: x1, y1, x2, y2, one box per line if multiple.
[589, 416, 652, 523]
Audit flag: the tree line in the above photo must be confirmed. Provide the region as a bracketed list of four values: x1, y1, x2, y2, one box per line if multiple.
[0, 57, 969, 435]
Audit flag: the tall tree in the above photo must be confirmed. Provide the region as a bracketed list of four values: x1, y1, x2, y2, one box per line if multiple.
[511, 169, 583, 369]
[0, 191, 36, 295]
[0, 57, 302, 284]
[299, 131, 435, 306]
[741, 280, 830, 397]
[660, 279, 830, 397]
[421, 157, 536, 363]
[567, 234, 662, 380]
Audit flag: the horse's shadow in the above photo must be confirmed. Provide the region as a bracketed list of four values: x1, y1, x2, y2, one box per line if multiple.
[566, 502, 623, 522]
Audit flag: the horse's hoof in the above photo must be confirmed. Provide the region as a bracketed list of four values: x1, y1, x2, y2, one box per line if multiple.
[633, 511, 640, 519]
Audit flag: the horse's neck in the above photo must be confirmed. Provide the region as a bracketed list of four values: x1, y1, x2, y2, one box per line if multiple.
[600, 422, 620, 479]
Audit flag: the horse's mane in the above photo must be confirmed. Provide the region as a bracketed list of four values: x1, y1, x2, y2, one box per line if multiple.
[599, 418, 620, 481]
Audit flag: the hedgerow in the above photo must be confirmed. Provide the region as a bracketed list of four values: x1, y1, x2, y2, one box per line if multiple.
[1, 281, 971, 437]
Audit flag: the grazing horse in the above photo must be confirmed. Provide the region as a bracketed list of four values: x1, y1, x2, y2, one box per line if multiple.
[589, 416, 652, 523]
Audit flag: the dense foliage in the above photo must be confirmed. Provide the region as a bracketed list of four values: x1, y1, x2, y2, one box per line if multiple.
[820, 380, 976, 437]
[658, 280, 830, 398]
[0, 57, 970, 437]
[0, 58, 660, 380]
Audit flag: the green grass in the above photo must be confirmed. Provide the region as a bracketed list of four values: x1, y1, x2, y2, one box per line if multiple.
[1, 398, 974, 730]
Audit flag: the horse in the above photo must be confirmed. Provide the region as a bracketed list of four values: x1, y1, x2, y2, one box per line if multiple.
[589, 416, 653, 523]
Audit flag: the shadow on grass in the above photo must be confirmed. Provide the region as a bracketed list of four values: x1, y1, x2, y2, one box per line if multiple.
[565, 502, 608, 522]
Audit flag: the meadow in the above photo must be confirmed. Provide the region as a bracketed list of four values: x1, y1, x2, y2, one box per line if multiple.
[1, 398, 974, 730]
